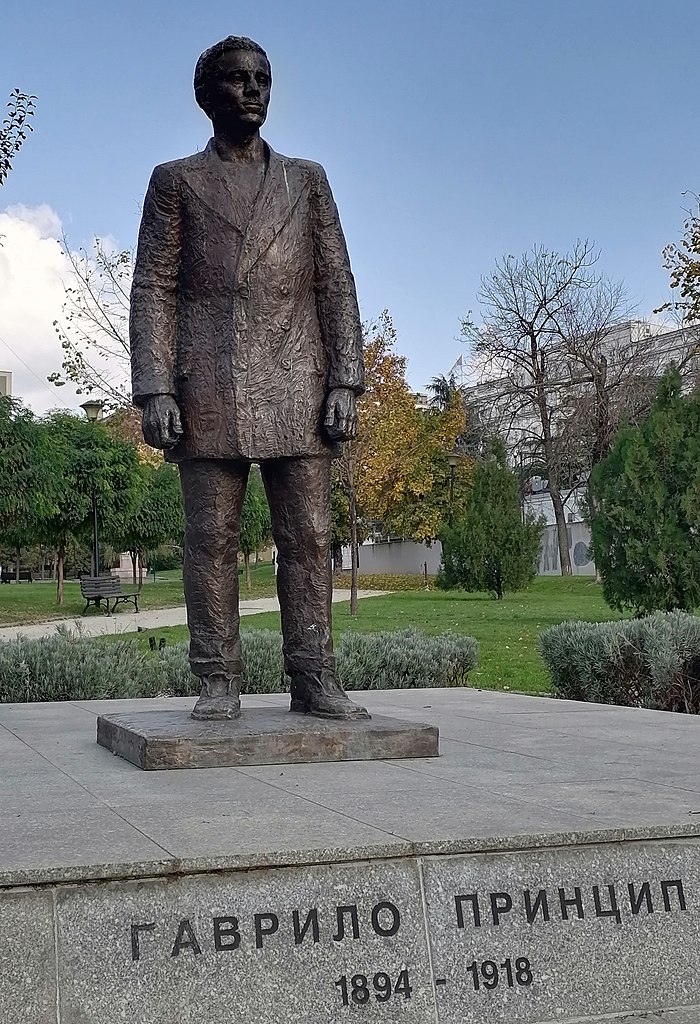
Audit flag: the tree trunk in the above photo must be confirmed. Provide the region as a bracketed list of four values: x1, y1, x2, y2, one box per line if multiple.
[56, 545, 65, 606]
[138, 552, 144, 590]
[349, 498, 358, 616]
[550, 488, 572, 576]
[14, 548, 20, 583]
[51, 554, 57, 581]
[586, 479, 603, 583]
[244, 552, 252, 590]
[40, 546, 45, 581]
[532, 355, 572, 577]
[130, 550, 138, 586]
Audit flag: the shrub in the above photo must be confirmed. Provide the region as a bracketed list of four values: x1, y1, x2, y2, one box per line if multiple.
[150, 547, 183, 572]
[338, 629, 477, 690]
[0, 627, 478, 703]
[539, 611, 700, 712]
[438, 438, 543, 600]
[590, 368, 700, 615]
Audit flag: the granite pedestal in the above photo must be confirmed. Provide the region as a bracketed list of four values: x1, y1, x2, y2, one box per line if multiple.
[96, 706, 439, 769]
[3, 688, 700, 1022]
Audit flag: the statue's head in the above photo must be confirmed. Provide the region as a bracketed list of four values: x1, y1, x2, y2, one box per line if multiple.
[194, 36, 271, 132]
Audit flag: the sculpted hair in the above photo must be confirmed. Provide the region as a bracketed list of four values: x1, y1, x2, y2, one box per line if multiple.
[194, 36, 271, 115]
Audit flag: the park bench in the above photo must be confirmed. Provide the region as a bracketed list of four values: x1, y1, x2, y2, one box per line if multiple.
[0, 569, 33, 583]
[80, 574, 139, 616]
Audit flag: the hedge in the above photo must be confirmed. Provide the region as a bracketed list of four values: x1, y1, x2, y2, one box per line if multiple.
[538, 611, 700, 712]
[0, 627, 478, 704]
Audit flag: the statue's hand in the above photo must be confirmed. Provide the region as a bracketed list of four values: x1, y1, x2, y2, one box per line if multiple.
[142, 395, 183, 449]
[323, 388, 358, 442]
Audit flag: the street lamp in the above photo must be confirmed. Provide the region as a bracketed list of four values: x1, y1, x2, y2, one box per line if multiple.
[80, 400, 104, 576]
[80, 399, 104, 424]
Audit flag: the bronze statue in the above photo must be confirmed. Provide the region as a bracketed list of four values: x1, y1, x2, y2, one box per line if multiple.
[130, 36, 369, 722]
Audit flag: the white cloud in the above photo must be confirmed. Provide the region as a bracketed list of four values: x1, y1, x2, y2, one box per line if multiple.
[0, 204, 126, 415]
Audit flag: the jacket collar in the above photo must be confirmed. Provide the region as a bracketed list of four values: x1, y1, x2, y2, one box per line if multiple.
[188, 138, 306, 280]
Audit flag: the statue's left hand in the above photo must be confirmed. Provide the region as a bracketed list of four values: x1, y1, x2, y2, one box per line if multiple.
[323, 388, 358, 442]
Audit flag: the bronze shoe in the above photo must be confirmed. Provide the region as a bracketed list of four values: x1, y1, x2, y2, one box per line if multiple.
[289, 672, 370, 720]
[191, 672, 242, 721]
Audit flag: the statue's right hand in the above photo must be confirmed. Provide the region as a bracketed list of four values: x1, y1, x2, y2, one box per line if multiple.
[142, 395, 183, 449]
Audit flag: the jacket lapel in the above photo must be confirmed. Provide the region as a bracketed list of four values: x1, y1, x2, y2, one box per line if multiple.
[179, 140, 250, 236]
[236, 145, 307, 282]
[178, 141, 307, 273]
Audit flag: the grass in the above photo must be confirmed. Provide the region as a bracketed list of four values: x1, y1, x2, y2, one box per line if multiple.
[126, 577, 622, 694]
[0, 563, 277, 626]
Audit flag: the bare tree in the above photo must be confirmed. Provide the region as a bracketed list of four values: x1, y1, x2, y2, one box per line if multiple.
[462, 242, 637, 575]
[556, 316, 700, 520]
[49, 239, 133, 408]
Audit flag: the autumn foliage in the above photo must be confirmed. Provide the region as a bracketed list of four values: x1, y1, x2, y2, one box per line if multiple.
[343, 311, 470, 544]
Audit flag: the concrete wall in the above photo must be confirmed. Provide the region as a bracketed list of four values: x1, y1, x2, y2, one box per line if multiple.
[342, 540, 442, 576]
[539, 521, 596, 576]
[343, 525, 596, 578]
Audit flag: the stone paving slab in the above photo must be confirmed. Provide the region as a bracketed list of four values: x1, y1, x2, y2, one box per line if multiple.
[0, 888, 56, 1023]
[0, 688, 698, 886]
[2, 689, 700, 1021]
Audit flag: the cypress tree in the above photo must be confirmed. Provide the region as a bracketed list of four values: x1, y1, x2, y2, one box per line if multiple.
[438, 438, 543, 599]
[591, 367, 700, 613]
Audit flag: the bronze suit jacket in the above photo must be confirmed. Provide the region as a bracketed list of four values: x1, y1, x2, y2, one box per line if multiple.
[129, 139, 364, 461]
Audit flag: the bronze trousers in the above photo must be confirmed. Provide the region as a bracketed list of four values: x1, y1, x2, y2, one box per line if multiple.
[178, 456, 334, 682]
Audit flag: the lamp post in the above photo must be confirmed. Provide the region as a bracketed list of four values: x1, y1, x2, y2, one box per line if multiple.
[80, 399, 104, 576]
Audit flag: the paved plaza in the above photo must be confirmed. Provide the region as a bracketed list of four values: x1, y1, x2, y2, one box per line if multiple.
[2, 686, 700, 886]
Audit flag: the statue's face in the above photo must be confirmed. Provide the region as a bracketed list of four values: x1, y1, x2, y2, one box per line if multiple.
[208, 49, 271, 130]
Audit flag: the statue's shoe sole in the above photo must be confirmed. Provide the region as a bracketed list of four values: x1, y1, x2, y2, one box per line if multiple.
[289, 700, 371, 721]
[191, 701, 241, 721]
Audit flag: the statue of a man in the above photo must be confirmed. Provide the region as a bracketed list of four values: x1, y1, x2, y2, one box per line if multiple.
[130, 35, 368, 722]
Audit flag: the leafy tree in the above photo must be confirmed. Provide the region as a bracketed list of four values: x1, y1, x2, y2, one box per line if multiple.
[438, 439, 543, 600]
[353, 315, 465, 540]
[240, 468, 272, 589]
[0, 89, 36, 187]
[590, 368, 700, 614]
[381, 405, 473, 541]
[39, 413, 142, 604]
[428, 373, 502, 458]
[113, 463, 183, 586]
[105, 405, 162, 466]
[0, 398, 54, 576]
[335, 312, 467, 612]
[657, 197, 700, 327]
[427, 373, 460, 412]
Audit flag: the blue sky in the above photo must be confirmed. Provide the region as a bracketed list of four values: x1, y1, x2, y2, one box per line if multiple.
[1, 0, 699, 405]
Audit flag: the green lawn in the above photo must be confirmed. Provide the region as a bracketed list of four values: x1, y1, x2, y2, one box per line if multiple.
[129, 577, 622, 694]
[0, 563, 277, 625]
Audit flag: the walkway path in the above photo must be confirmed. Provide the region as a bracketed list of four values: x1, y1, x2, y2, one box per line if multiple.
[0, 590, 387, 643]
